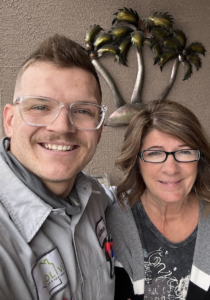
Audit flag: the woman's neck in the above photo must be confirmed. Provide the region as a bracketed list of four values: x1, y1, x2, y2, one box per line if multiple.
[141, 191, 199, 243]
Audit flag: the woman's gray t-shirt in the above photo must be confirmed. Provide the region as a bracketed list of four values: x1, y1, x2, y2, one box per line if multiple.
[132, 202, 197, 300]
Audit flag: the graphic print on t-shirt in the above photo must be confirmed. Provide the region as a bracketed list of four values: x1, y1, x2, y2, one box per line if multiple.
[144, 247, 190, 300]
[131, 202, 197, 300]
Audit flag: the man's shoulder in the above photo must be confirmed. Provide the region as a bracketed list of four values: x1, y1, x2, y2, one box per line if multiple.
[78, 172, 116, 208]
[80, 171, 114, 196]
[82, 171, 103, 188]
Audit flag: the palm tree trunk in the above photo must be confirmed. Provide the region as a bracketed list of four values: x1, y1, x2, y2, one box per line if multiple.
[157, 58, 180, 100]
[91, 59, 126, 108]
[131, 47, 144, 104]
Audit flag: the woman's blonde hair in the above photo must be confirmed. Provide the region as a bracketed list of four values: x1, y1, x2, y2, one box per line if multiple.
[116, 100, 210, 207]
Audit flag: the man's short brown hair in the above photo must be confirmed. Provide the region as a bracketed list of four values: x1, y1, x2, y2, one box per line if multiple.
[14, 34, 102, 101]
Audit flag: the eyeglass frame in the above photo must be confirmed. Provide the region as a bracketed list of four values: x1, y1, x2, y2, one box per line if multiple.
[14, 96, 107, 130]
[139, 149, 201, 163]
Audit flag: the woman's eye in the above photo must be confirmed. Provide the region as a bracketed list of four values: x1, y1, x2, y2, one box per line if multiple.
[180, 150, 192, 155]
[147, 151, 161, 156]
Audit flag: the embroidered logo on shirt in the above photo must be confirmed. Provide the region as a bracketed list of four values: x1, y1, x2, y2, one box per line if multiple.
[32, 247, 68, 300]
[95, 216, 108, 248]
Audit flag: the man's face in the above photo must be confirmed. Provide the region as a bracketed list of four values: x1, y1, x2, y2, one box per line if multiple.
[4, 62, 103, 197]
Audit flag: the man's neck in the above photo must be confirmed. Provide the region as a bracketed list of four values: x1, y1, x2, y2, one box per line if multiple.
[41, 177, 76, 199]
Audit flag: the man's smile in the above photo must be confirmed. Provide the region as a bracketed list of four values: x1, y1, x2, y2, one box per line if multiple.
[41, 143, 77, 151]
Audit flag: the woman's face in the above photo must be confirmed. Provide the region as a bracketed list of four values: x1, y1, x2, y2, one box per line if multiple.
[139, 129, 198, 205]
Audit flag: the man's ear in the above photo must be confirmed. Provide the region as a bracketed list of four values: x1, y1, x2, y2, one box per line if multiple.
[4, 104, 15, 137]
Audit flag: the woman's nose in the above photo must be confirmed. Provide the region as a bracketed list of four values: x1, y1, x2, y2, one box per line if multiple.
[161, 153, 180, 174]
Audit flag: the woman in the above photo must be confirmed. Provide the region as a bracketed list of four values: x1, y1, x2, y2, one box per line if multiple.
[106, 100, 210, 300]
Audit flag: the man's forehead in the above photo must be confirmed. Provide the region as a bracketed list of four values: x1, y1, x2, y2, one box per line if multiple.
[19, 62, 89, 87]
[21, 62, 70, 81]
[15, 62, 102, 103]
[14, 62, 49, 98]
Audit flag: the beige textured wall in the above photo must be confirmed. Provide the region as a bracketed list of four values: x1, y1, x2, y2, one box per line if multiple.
[0, 0, 209, 185]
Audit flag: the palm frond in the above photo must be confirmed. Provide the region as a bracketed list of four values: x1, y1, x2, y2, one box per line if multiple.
[110, 25, 133, 41]
[94, 33, 113, 50]
[144, 37, 162, 64]
[182, 59, 192, 80]
[112, 7, 139, 28]
[151, 43, 162, 64]
[164, 37, 180, 51]
[173, 30, 186, 48]
[159, 51, 176, 70]
[151, 28, 169, 41]
[131, 31, 144, 51]
[119, 36, 132, 65]
[187, 53, 201, 70]
[146, 12, 174, 32]
[97, 44, 120, 59]
[187, 42, 206, 56]
[85, 25, 103, 44]
[144, 36, 157, 48]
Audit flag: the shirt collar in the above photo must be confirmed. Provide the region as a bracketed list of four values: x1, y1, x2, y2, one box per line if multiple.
[0, 155, 93, 243]
[0, 155, 52, 242]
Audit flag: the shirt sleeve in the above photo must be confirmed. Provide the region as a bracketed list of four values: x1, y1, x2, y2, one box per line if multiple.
[114, 262, 143, 300]
[114, 262, 135, 300]
[106, 202, 145, 300]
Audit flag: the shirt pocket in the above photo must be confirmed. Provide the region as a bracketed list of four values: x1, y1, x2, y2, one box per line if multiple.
[97, 260, 115, 300]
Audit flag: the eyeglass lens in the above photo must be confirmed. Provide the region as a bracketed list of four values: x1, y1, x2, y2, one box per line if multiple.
[142, 150, 199, 162]
[20, 97, 103, 129]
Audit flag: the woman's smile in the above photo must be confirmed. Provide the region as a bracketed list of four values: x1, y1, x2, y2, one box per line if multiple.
[139, 129, 198, 205]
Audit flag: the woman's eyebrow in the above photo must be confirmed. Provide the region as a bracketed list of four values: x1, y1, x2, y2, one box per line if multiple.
[146, 146, 163, 150]
[146, 144, 189, 150]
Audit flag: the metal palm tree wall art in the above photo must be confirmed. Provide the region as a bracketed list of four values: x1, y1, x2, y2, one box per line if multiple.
[84, 8, 206, 127]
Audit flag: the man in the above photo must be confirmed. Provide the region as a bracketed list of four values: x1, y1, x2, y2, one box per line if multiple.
[0, 34, 114, 300]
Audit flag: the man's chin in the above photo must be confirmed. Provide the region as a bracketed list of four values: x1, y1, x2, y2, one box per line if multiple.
[39, 174, 75, 184]
[42, 178, 69, 183]
[30, 169, 76, 184]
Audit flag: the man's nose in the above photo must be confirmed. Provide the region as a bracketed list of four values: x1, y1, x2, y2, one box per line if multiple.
[46, 106, 76, 133]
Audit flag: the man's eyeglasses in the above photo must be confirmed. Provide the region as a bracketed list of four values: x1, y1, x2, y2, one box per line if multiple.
[14, 96, 107, 130]
[139, 149, 201, 163]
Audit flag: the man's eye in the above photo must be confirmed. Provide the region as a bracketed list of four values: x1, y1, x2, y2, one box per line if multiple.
[78, 109, 90, 114]
[31, 105, 48, 111]
[73, 109, 92, 116]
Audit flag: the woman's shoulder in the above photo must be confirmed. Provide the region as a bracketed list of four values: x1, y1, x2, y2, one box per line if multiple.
[106, 200, 145, 280]
[106, 200, 141, 246]
[106, 200, 132, 225]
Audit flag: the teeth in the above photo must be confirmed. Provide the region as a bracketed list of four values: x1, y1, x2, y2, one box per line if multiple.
[43, 144, 75, 151]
